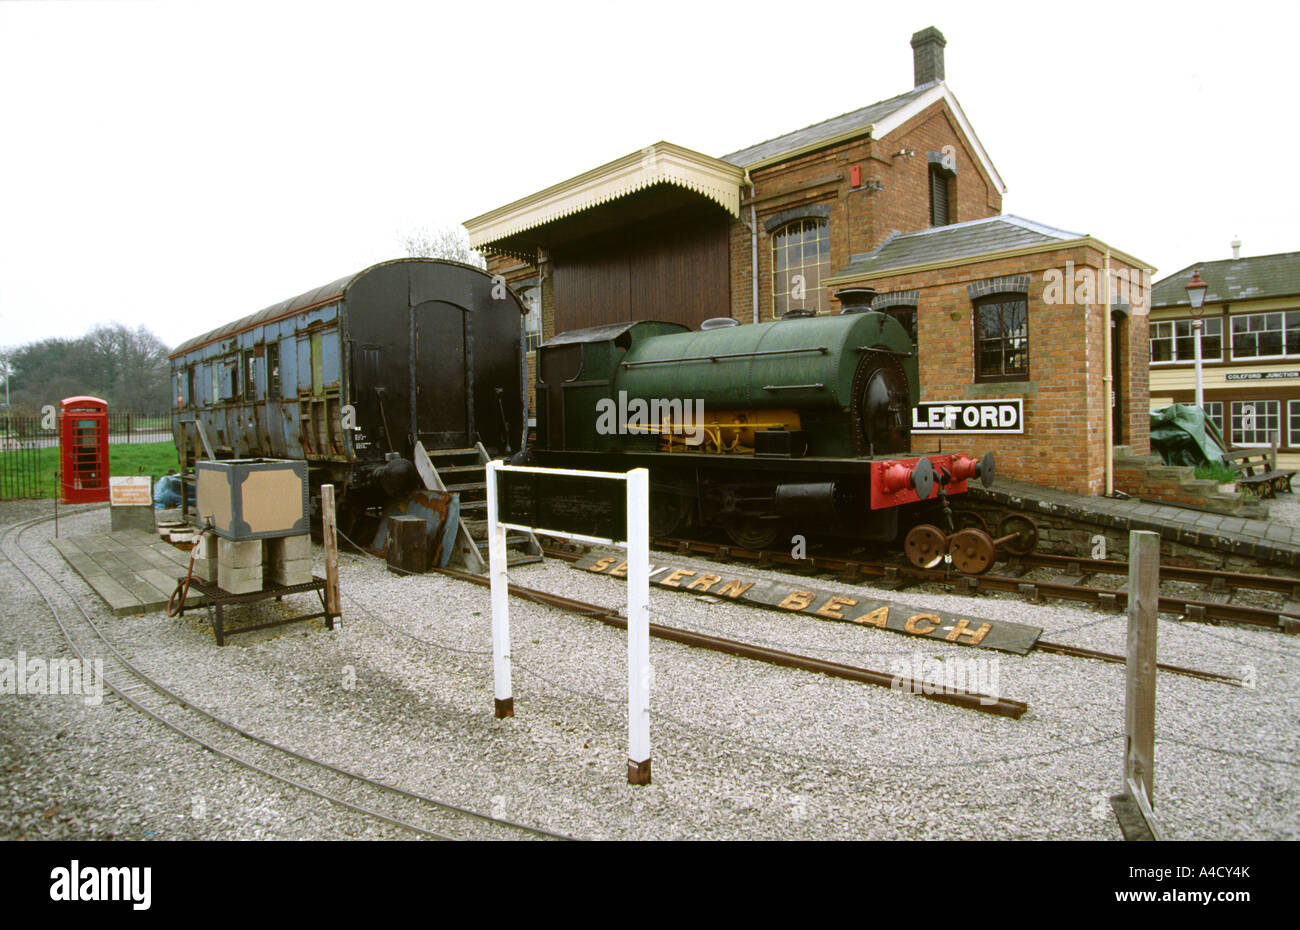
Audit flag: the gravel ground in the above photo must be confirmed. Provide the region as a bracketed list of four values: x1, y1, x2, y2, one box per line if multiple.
[1, 500, 1297, 840]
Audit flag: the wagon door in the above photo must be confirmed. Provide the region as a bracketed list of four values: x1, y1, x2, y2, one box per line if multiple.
[413, 299, 470, 449]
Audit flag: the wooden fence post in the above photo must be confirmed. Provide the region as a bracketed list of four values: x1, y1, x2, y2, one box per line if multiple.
[320, 484, 341, 624]
[1118, 528, 1163, 840]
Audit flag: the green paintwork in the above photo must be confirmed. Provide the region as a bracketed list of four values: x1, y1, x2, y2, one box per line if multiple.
[614, 313, 916, 410]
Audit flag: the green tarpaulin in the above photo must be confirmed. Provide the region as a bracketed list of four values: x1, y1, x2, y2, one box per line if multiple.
[1149, 404, 1228, 467]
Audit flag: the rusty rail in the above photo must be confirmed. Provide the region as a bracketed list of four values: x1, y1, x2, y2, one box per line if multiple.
[433, 566, 1028, 720]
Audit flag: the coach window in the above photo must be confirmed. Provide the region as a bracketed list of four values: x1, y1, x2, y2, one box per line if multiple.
[973, 293, 1029, 382]
[210, 364, 219, 405]
[772, 217, 830, 318]
[243, 350, 256, 400]
[266, 342, 280, 399]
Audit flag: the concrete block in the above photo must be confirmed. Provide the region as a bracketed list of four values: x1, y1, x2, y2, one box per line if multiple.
[111, 506, 155, 533]
[197, 534, 219, 560]
[218, 562, 262, 594]
[191, 557, 216, 582]
[265, 558, 312, 587]
[218, 538, 262, 569]
[265, 533, 311, 563]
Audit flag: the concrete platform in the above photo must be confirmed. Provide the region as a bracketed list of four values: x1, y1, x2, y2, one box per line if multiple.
[51, 528, 204, 616]
[970, 478, 1300, 568]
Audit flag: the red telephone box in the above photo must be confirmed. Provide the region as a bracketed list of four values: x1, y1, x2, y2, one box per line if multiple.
[59, 396, 110, 503]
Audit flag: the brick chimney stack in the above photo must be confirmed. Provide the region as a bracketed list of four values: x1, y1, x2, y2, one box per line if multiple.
[911, 26, 947, 87]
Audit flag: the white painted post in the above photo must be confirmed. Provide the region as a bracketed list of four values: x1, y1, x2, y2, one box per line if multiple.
[625, 467, 651, 785]
[485, 460, 513, 718]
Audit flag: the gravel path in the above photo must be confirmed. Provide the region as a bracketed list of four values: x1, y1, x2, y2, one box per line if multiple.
[2, 501, 1296, 840]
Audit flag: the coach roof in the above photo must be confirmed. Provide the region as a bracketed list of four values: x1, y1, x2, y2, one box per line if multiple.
[168, 257, 494, 359]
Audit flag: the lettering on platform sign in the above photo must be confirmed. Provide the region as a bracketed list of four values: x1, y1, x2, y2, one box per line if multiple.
[1224, 370, 1300, 381]
[108, 476, 151, 507]
[574, 551, 1043, 655]
[911, 399, 1023, 434]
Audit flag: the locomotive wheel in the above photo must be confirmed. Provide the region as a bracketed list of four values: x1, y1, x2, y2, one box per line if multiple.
[996, 514, 1039, 556]
[724, 517, 781, 550]
[904, 524, 948, 569]
[649, 477, 694, 538]
[952, 510, 989, 535]
[948, 528, 996, 575]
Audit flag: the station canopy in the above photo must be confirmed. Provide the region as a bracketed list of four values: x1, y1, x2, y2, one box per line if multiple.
[464, 142, 745, 261]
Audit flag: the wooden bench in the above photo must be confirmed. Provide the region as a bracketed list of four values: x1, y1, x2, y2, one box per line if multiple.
[1225, 444, 1295, 499]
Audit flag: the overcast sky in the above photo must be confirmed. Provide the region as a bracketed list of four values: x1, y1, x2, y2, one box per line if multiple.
[2, 0, 1295, 353]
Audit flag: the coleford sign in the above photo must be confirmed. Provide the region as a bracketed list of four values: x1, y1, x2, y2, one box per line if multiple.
[911, 398, 1024, 434]
[575, 551, 1042, 654]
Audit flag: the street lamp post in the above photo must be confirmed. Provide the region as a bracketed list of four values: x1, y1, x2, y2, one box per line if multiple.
[1185, 268, 1209, 412]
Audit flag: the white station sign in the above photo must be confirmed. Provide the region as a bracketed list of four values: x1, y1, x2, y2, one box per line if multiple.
[911, 399, 1024, 434]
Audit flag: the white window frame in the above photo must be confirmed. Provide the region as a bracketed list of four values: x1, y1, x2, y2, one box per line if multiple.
[1230, 399, 1281, 448]
[1203, 400, 1224, 436]
[1289, 399, 1300, 449]
[519, 286, 542, 354]
[1229, 309, 1300, 361]
[771, 217, 830, 319]
[1149, 317, 1223, 365]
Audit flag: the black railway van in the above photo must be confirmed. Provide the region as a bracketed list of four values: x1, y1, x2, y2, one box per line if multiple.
[168, 258, 527, 516]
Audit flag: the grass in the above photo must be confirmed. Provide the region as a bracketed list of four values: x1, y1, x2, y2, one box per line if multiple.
[0, 441, 181, 500]
[1194, 462, 1239, 484]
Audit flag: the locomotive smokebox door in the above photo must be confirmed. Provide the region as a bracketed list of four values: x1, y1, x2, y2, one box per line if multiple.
[195, 458, 309, 540]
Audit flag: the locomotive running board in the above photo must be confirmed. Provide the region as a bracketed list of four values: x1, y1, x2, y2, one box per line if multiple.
[412, 441, 543, 572]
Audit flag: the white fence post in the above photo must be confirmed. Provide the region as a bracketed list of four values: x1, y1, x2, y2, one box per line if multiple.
[484, 462, 653, 785]
[625, 467, 651, 785]
[485, 460, 513, 718]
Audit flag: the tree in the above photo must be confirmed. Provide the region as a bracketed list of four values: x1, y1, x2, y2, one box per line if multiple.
[400, 225, 486, 269]
[7, 323, 171, 413]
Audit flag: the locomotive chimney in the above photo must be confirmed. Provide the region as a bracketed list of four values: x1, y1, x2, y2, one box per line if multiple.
[835, 286, 878, 314]
[911, 27, 946, 87]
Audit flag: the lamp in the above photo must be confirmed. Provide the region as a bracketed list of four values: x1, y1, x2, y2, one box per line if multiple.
[1185, 268, 1208, 317]
[1184, 268, 1209, 411]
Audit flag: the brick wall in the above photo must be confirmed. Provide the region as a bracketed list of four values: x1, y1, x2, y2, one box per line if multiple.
[829, 245, 1150, 494]
[730, 99, 1002, 323]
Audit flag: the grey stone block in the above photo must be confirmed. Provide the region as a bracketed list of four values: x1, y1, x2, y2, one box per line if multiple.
[265, 558, 312, 587]
[265, 533, 311, 562]
[218, 538, 262, 569]
[218, 562, 262, 594]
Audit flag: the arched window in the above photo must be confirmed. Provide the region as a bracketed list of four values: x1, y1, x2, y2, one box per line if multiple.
[772, 218, 830, 318]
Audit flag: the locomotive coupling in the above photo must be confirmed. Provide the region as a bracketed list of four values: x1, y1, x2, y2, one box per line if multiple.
[880, 456, 935, 500]
[950, 451, 997, 489]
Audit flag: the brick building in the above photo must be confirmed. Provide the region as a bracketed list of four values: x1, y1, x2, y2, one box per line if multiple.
[1149, 250, 1300, 471]
[464, 26, 1153, 494]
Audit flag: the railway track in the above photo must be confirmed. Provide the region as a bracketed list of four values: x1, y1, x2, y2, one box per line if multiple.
[536, 545, 1245, 688]
[650, 536, 1300, 635]
[0, 510, 571, 841]
[431, 565, 1027, 718]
